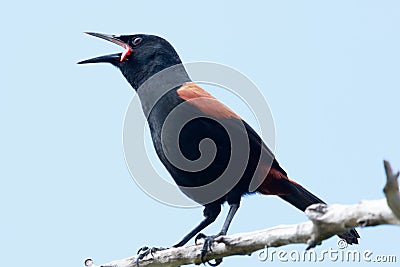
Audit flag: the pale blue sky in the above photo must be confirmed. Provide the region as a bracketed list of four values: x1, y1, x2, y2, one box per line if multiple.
[1, 1, 400, 267]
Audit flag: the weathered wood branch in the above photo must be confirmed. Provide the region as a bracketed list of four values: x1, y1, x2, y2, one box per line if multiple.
[383, 160, 400, 220]
[85, 160, 400, 267]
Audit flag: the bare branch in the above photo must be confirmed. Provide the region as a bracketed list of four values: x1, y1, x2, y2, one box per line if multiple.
[383, 160, 400, 219]
[86, 161, 400, 267]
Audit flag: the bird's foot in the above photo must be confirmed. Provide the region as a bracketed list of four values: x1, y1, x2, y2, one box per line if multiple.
[195, 233, 223, 266]
[136, 246, 166, 266]
[338, 228, 360, 245]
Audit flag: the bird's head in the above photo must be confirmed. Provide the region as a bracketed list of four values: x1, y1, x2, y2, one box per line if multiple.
[78, 32, 185, 89]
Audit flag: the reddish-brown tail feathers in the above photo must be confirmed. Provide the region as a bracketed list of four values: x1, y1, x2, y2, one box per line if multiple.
[257, 167, 360, 244]
[257, 167, 325, 211]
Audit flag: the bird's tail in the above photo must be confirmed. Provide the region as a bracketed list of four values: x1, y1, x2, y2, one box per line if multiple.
[278, 179, 326, 212]
[278, 179, 360, 244]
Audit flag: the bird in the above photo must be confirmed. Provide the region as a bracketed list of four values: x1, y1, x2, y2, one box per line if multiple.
[78, 32, 359, 265]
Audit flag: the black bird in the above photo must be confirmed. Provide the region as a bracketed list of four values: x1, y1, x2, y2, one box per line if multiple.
[78, 32, 359, 265]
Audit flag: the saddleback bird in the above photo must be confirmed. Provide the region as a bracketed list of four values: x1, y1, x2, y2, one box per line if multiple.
[78, 32, 359, 266]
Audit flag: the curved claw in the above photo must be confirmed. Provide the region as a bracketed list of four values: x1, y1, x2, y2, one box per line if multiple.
[150, 247, 165, 257]
[195, 233, 223, 266]
[136, 246, 149, 255]
[195, 233, 207, 245]
[135, 246, 166, 267]
[207, 258, 223, 266]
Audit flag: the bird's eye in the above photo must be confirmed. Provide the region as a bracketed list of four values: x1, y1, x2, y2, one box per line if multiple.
[132, 37, 142, 46]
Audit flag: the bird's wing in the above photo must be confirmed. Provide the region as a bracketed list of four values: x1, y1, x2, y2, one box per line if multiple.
[176, 82, 242, 120]
[176, 82, 286, 189]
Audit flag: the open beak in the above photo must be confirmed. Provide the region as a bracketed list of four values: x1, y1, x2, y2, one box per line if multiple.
[77, 32, 133, 64]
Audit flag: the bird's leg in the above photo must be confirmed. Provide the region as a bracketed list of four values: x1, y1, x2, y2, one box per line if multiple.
[136, 205, 220, 266]
[219, 203, 240, 236]
[173, 204, 221, 247]
[195, 203, 240, 266]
